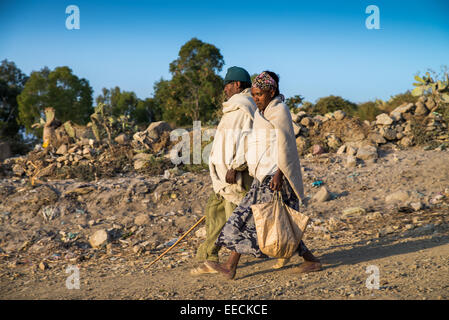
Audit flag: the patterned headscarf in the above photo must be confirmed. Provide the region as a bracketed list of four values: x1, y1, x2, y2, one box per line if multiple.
[252, 71, 277, 91]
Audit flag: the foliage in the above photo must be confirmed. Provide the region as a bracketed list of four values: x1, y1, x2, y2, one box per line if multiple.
[285, 95, 304, 112]
[0, 59, 28, 139]
[89, 102, 138, 146]
[17, 66, 93, 137]
[95, 87, 162, 125]
[356, 101, 383, 121]
[379, 91, 419, 113]
[154, 38, 225, 126]
[312, 95, 358, 116]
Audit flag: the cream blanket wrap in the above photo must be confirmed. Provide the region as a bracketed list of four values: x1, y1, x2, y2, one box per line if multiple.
[251, 96, 305, 202]
[208, 88, 256, 205]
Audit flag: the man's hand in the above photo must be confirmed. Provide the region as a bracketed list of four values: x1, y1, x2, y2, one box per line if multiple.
[226, 168, 237, 184]
[270, 169, 284, 191]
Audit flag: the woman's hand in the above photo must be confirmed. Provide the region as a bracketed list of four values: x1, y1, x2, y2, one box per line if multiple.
[270, 169, 284, 191]
[226, 168, 237, 184]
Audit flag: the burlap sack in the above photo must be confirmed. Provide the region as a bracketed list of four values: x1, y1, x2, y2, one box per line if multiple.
[251, 193, 309, 258]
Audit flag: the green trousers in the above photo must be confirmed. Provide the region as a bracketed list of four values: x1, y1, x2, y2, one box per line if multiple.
[196, 170, 252, 262]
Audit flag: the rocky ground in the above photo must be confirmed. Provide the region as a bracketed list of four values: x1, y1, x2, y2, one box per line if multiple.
[1, 145, 448, 300]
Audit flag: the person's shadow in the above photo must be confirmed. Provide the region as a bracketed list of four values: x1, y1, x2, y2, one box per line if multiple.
[237, 226, 449, 280]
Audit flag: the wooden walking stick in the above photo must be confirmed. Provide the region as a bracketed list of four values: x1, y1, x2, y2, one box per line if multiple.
[146, 215, 205, 268]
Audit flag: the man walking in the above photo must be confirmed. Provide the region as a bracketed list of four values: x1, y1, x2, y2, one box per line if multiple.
[191, 66, 256, 275]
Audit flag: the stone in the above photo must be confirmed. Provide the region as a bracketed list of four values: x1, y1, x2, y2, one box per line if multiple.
[380, 127, 397, 141]
[195, 226, 207, 239]
[399, 136, 413, 147]
[346, 146, 357, 156]
[296, 136, 308, 154]
[414, 102, 429, 116]
[134, 159, 149, 170]
[56, 144, 68, 155]
[376, 113, 394, 126]
[425, 99, 436, 111]
[312, 186, 332, 202]
[368, 132, 386, 145]
[89, 229, 109, 248]
[300, 117, 314, 127]
[342, 207, 366, 217]
[145, 121, 172, 140]
[12, 164, 25, 176]
[345, 155, 357, 168]
[114, 133, 128, 145]
[134, 214, 150, 226]
[292, 122, 301, 136]
[337, 145, 347, 155]
[327, 135, 342, 149]
[39, 261, 49, 271]
[356, 146, 378, 161]
[410, 202, 423, 211]
[385, 190, 410, 203]
[312, 144, 325, 155]
[333, 110, 346, 121]
[390, 103, 414, 115]
[291, 112, 300, 123]
[390, 112, 403, 122]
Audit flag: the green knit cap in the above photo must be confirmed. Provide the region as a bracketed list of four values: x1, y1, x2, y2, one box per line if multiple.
[224, 66, 251, 85]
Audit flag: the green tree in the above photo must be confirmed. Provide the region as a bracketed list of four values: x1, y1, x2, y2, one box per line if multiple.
[0, 59, 28, 139]
[17, 66, 93, 136]
[356, 101, 382, 121]
[96, 86, 162, 125]
[285, 94, 304, 112]
[154, 38, 224, 125]
[313, 95, 358, 116]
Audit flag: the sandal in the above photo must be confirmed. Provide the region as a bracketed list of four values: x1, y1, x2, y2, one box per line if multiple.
[190, 262, 219, 276]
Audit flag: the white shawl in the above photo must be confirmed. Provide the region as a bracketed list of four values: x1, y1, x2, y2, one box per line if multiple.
[208, 88, 256, 205]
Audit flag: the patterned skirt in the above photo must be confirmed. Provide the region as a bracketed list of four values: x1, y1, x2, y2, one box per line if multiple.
[216, 175, 309, 258]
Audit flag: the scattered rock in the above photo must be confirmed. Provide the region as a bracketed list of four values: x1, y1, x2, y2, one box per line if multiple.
[410, 202, 423, 211]
[114, 133, 128, 145]
[39, 261, 49, 271]
[134, 214, 150, 226]
[345, 155, 357, 168]
[195, 226, 207, 239]
[342, 207, 366, 217]
[312, 186, 332, 202]
[385, 190, 410, 203]
[356, 146, 378, 161]
[312, 144, 325, 155]
[89, 229, 110, 248]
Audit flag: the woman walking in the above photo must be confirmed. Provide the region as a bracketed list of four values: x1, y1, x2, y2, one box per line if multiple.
[206, 71, 322, 280]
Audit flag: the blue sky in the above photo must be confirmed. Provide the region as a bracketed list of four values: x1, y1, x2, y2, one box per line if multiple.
[1, 0, 448, 104]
